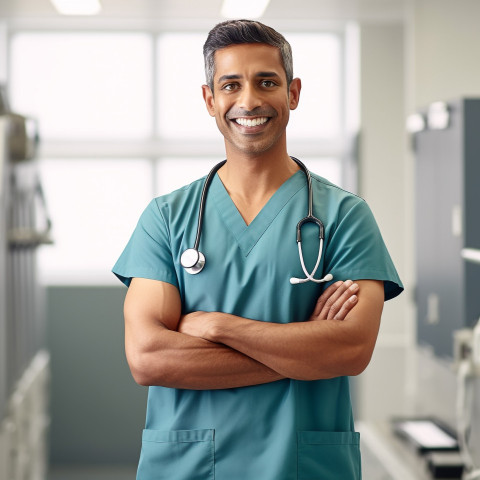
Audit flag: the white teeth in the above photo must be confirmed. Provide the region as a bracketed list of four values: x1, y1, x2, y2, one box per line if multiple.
[235, 117, 268, 127]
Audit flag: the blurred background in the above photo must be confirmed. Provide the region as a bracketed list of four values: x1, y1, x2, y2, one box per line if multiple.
[1, 0, 480, 479]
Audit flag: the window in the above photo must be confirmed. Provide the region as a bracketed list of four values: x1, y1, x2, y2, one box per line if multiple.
[37, 158, 152, 284]
[157, 34, 218, 140]
[9, 28, 353, 285]
[155, 157, 219, 195]
[10, 33, 152, 139]
[286, 33, 342, 139]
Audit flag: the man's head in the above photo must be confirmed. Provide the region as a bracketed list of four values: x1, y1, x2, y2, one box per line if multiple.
[203, 20, 293, 93]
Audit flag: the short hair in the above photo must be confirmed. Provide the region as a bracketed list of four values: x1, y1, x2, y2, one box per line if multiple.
[203, 19, 293, 92]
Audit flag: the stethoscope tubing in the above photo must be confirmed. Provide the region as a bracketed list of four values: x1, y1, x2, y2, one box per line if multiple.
[192, 159, 227, 252]
[181, 157, 332, 284]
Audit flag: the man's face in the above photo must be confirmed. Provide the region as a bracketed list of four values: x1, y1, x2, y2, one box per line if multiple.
[202, 43, 300, 157]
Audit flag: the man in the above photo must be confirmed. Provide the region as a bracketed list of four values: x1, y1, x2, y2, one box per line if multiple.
[113, 19, 403, 479]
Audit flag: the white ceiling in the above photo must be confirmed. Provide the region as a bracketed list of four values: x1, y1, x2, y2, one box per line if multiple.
[0, 0, 406, 23]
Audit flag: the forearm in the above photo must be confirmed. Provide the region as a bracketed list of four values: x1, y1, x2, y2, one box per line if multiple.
[203, 314, 366, 380]
[183, 280, 384, 381]
[128, 326, 284, 389]
[124, 278, 283, 390]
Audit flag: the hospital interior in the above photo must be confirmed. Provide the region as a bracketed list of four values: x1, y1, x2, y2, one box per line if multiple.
[1, 0, 480, 478]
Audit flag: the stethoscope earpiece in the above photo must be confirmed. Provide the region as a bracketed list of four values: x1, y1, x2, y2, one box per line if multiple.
[181, 157, 332, 285]
[290, 273, 333, 285]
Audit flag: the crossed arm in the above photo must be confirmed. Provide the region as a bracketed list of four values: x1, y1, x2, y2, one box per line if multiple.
[123, 277, 384, 390]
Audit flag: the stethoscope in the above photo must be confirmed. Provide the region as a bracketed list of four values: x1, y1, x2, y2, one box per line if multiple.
[180, 157, 333, 285]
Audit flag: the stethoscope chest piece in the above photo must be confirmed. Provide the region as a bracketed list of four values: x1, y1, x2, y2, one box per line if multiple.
[180, 248, 205, 275]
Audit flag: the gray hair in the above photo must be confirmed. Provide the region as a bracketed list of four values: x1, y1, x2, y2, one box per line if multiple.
[203, 20, 293, 92]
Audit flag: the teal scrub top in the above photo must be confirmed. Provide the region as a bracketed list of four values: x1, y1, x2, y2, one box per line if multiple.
[113, 168, 403, 480]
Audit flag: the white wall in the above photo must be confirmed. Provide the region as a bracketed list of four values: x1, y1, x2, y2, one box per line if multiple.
[356, 21, 415, 421]
[413, 0, 480, 108]
[0, 22, 7, 422]
[0, 22, 7, 85]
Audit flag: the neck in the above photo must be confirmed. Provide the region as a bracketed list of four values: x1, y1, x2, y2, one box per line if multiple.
[217, 148, 300, 225]
[221, 134, 298, 187]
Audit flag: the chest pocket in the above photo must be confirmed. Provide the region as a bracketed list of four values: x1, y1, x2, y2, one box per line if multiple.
[298, 431, 361, 480]
[137, 429, 215, 480]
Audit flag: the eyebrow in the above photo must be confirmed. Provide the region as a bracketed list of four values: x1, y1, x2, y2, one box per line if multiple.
[217, 71, 282, 84]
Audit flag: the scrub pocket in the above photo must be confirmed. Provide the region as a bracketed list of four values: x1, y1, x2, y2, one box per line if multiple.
[297, 431, 361, 480]
[136, 429, 215, 480]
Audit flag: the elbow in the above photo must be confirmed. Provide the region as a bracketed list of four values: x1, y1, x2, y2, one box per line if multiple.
[300, 344, 375, 381]
[127, 346, 180, 387]
[132, 373, 151, 387]
[131, 366, 153, 387]
[346, 358, 371, 377]
[344, 344, 375, 377]
[126, 347, 165, 387]
[338, 327, 378, 377]
[127, 350, 153, 386]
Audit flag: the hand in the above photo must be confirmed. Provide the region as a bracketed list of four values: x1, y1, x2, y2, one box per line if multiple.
[309, 280, 359, 321]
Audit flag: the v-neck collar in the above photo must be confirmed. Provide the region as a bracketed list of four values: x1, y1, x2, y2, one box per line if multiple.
[210, 170, 306, 257]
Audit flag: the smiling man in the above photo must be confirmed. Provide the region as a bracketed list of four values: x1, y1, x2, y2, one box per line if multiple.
[204, 42, 297, 161]
[113, 20, 403, 480]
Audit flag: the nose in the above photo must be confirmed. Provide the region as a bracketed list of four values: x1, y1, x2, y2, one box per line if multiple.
[238, 83, 262, 112]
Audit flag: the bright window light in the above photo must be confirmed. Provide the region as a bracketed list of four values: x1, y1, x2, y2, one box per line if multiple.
[37, 158, 152, 285]
[10, 33, 152, 140]
[155, 158, 220, 196]
[50, 0, 101, 15]
[287, 33, 342, 139]
[302, 158, 342, 187]
[157, 34, 219, 140]
[221, 0, 270, 19]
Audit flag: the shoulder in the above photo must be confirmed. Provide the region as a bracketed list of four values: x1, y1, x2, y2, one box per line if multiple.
[150, 176, 206, 217]
[310, 172, 368, 218]
[134, 176, 206, 237]
[310, 172, 363, 201]
[155, 176, 206, 206]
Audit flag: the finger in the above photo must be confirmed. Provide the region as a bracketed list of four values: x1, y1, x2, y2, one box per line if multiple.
[326, 282, 359, 320]
[319, 280, 355, 319]
[311, 281, 344, 317]
[313, 281, 348, 318]
[332, 294, 358, 320]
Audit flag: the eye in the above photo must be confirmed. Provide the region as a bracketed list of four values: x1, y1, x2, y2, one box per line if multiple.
[222, 83, 239, 92]
[260, 80, 277, 88]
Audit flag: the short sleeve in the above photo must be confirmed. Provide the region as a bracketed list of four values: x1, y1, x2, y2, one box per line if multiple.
[324, 200, 403, 301]
[112, 199, 178, 288]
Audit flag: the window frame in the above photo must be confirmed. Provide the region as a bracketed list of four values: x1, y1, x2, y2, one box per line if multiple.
[7, 22, 353, 163]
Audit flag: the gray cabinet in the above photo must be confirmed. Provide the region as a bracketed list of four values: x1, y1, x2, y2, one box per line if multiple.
[415, 98, 480, 358]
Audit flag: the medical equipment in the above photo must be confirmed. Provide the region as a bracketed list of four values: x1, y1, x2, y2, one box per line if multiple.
[0, 85, 50, 480]
[180, 157, 333, 285]
[414, 99, 480, 359]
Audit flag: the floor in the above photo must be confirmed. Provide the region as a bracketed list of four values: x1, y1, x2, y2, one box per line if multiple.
[361, 443, 395, 480]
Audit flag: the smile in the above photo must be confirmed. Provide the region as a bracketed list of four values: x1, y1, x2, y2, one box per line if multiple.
[235, 117, 269, 127]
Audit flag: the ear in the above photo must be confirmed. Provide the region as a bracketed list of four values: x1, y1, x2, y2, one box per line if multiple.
[288, 78, 301, 111]
[202, 84, 216, 117]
